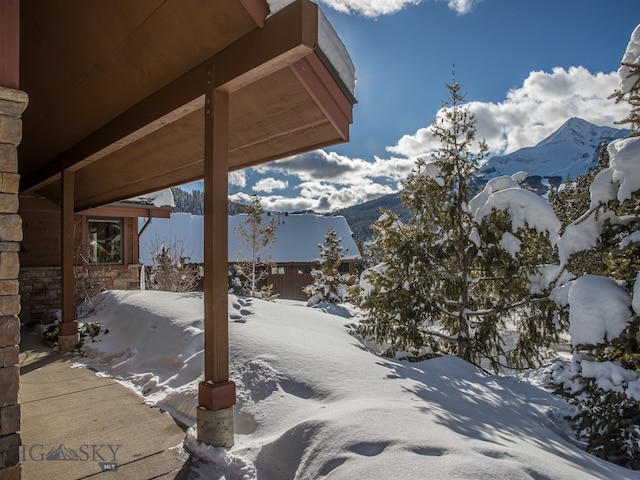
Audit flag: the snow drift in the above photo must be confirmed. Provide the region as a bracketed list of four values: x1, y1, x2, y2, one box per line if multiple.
[77, 290, 639, 479]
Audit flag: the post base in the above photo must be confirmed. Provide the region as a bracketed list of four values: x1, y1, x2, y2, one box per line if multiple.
[196, 406, 234, 448]
[57, 333, 79, 353]
[57, 321, 78, 353]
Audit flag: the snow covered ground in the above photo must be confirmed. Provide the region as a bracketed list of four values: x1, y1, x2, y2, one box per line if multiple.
[76, 290, 640, 479]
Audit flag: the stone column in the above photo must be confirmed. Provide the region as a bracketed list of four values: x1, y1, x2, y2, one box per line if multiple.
[0, 85, 27, 480]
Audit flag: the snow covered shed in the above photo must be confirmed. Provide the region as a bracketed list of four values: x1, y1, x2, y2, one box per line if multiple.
[139, 212, 361, 301]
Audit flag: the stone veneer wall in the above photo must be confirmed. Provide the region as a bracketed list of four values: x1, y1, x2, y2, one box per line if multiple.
[19, 265, 142, 326]
[0, 86, 27, 479]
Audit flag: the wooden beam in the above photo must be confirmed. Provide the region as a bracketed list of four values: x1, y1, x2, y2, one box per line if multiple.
[238, 0, 269, 28]
[60, 170, 77, 329]
[290, 53, 353, 142]
[78, 205, 171, 219]
[21, 0, 318, 194]
[0, 0, 20, 89]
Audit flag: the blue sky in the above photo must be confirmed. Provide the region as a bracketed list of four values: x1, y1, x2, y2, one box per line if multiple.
[184, 0, 640, 213]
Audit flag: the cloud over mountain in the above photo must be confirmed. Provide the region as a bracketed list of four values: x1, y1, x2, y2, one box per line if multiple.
[389, 67, 628, 159]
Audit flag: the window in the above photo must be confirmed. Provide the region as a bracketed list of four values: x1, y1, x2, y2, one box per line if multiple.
[338, 262, 350, 273]
[298, 265, 312, 274]
[87, 218, 123, 264]
[271, 266, 285, 275]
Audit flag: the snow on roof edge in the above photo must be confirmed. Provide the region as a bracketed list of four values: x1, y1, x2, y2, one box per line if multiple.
[127, 189, 175, 208]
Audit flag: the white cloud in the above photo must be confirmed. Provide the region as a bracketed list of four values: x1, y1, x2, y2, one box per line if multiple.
[257, 150, 371, 185]
[445, 0, 481, 15]
[257, 150, 414, 188]
[231, 180, 395, 214]
[388, 66, 630, 158]
[319, 0, 422, 17]
[229, 170, 247, 188]
[370, 156, 416, 180]
[298, 181, 338, 199]
[316, 0, 480, 16]
[253, 177, 288, 193]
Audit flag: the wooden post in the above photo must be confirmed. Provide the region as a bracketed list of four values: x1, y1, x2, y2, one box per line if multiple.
[203, 81, 230, 384]
[198, 66, 236, 448]
[58, 169, 78, 350]
[0, 0, 20, 89]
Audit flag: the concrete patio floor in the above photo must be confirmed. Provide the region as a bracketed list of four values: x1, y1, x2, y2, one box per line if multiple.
[19, 328, 192, 479]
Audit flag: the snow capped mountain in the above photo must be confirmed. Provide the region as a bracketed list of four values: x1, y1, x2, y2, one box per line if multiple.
[478, 118, 629, 189]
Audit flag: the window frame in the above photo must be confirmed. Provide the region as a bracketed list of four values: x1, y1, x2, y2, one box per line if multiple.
[271, 265, 285, 275]
[297, 265, 313, 274]
[86, 217, 124, 265]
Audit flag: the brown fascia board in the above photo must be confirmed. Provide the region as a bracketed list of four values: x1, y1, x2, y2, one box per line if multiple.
[78, 204, 172, 219]
[20, 0, 319, 195]
[238, 0, 270, 28]
[291, 52, 354, 143]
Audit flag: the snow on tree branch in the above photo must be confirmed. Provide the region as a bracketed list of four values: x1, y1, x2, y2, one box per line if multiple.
[470, 173, 561, 244]
[618, 24, 640, 96]
[568, 275, 632, 347]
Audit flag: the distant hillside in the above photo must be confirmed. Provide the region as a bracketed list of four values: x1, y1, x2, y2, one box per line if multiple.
[333, 193, 410, 241]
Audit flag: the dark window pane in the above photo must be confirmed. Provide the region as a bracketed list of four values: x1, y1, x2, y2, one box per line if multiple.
[87, 218, 123, 264]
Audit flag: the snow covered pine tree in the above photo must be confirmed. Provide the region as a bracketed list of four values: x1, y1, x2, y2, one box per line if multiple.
[305, 226, 353, 306]
[549, 24, 640, 469]
[355, 69, 560, 370]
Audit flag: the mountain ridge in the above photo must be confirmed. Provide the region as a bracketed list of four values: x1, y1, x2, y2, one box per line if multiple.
[477, 117, 628, 182]
[334, 118, 629, 240]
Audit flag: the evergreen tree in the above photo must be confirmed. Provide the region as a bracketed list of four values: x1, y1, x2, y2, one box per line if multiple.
[549, 144, 610, 231]
[171, 186, 244, 215]
[611, 38, 640, 135]
[305, 227, 353, 305]
[564, 156, 640, 358]
[549, 144, 612, 278]
[549, 26, 640, 468]
[233, 196, 276, 297]
[353, 235, 381, 272]
[355, 72, 559, 370]
[171, 186, 204, 215]
[550, 131, 640, 360]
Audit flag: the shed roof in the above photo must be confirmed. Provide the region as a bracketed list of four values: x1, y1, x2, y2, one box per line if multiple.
[139, 212, 361, 265]
[18, 0, 355, 210]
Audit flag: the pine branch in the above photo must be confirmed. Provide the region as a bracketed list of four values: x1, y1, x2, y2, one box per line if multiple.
[433, 302, 462, 319]
[422, 329, 459, 343]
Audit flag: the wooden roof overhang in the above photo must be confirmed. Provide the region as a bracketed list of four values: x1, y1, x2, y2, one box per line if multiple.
[79, 203, 172, 220]
[18, 0, 356, 211]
